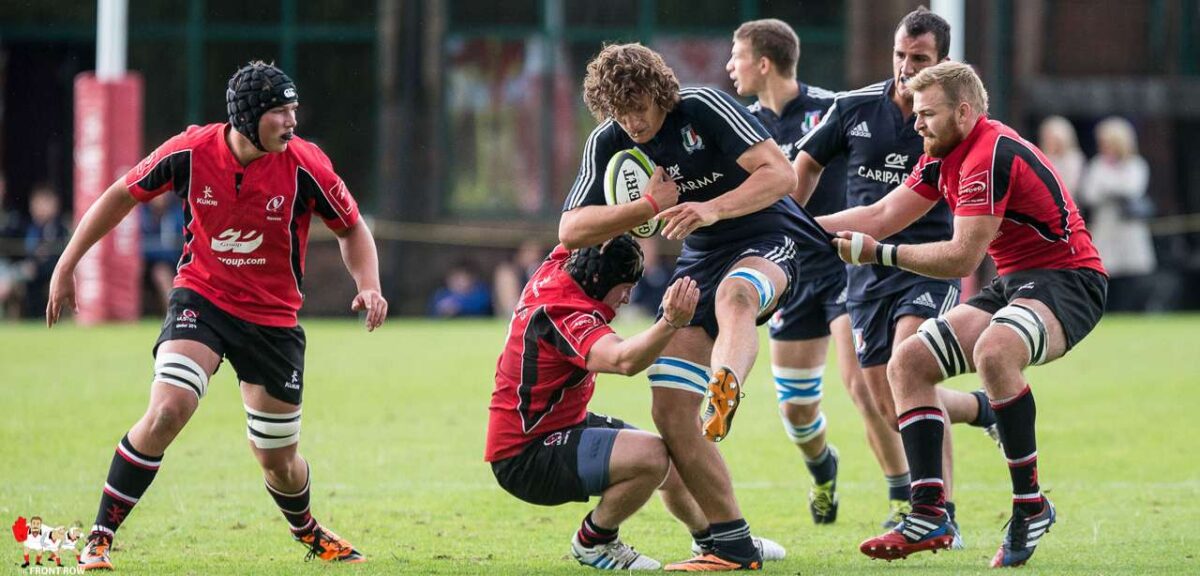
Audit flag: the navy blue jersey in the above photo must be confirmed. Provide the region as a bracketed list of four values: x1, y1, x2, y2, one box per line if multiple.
[750, 83, 845, 279]
[798, 79, 954, 301]
[564, 86, 831, 254]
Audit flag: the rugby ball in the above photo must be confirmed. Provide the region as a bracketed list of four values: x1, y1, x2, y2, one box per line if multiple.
[603, 148, 664, 239]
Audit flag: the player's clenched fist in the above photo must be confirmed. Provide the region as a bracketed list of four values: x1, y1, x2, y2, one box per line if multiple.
[645, 166, 680, 213]
[660, 276, 699, 329]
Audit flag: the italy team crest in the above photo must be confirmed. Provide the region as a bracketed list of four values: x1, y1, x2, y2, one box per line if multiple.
[681, 124, 704, 153]
[801, 110, 822, 133]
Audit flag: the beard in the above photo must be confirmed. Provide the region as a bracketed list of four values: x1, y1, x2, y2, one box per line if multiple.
[923, 130, 963, 158]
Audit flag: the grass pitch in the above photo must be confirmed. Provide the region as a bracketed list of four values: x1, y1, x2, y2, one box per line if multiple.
[2, 314, 1198, 574]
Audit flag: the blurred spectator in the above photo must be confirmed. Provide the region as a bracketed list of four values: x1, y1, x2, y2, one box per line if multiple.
[429, 261, 493, 318]
[1079, 116, 1157, 312]
[629, 237, 672, 318]
[0, 174, 25, 317]
[20, 184, 69, 318]
[492, 239, 546, 313]
[1038, 115, 1085, 193]
[141, 193, 185, 315]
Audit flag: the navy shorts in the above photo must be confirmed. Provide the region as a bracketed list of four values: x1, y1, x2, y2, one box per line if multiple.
[665, 234, 801, 340]
[848, 280, 961, 368]
[491, 413, 635, 506]
[768, 268, 848, 341]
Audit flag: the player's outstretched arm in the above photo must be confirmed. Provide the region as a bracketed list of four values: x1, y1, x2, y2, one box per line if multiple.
[584, 277, 699, 376]
[833, 214, 1000, 279]
[46, 179, 139, 327]
[819, 184, 936, 240]
[334, 219, 388, 331]
[658, 140, 796, 240]
[559, 166, 678, 249]
[791, 151, 827, 207]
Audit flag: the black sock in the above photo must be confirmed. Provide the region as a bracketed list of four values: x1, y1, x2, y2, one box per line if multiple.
[577, 511, 618, 548]
[691, 528, 714, 552]
[93, 434, 162, 537]
[265, 462, 315, 535]
[710, 519, 757, 559]
[898, 407, 946, 517]
[886, 472, 912, 502]
[805, 445, 838, 485]
[971, 390, 997, 428]
[992, 386, 1042, 514]
[944, 500, 956, 522]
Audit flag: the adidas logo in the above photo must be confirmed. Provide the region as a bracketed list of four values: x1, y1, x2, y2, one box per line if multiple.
[913, 292, 937, 309]
[849, 121, 872, 138]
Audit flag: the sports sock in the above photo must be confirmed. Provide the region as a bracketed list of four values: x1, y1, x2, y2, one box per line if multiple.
[945, 500, 957, 522]
[93, 434, 162, 536]
[886, 472, 912, 502]
[898, 407, 946, 517]
[265, 462, 315, 535]
[691, 528, 714, 552]
[991, 386, 1042, 514]
[805, 445, 837, 485]
[971, 389, 997, 427]
[710, 519, 757, 559]
[577, 511, 618, 548]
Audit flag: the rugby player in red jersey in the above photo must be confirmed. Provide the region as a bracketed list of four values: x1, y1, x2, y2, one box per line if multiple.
[817, 62, 1106, 568]
[486, 235, 705, 571]
[46, 61, 387, 570]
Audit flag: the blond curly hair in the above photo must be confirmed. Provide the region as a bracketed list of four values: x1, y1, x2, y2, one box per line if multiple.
[582, 43, 680, 122]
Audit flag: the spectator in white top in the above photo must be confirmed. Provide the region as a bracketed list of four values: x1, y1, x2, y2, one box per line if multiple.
[1038, 116, 1085, 194]
[1078, 116, 1156, 311]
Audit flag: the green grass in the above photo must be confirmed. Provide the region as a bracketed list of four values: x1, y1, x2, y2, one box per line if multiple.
[2, 315, 1199, 574]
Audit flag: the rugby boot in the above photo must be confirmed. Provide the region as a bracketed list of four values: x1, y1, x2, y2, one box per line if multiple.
[881, 498, 912, 529]
[702, 367, 744, 442]
[295, 524, 366, 563]
[860, 511, 955, 561]
[809, 478, 839, 524]
[79, 531, 113, 571]
[571, 533, 660, 570]
[665, 548, 762, 571]
[991, 497, 1056, 567]
[691, 536, 785, 561]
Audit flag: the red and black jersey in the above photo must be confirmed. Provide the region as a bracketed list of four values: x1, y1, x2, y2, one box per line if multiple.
[905, 117, 1105, 277]
[124, 123, 360, 327]
[485, 245, 617, 462]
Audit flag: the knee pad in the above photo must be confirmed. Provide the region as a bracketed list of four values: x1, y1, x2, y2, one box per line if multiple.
[154, 352, 209, 399]
[773, 365, 823, 405]
[725, 267, 776, 316]
[782, 411, 826, 445]
[245, 405, 302, 449]
[647, 357, 710, 396]
[917, 317, 968, 380]
[991, 303, 1049, 365]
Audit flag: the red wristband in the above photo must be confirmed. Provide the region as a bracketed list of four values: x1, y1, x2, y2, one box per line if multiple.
[644, 195, 661, 214]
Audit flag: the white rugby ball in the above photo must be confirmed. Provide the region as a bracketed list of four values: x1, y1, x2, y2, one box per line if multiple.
[603, 148, 664, 239]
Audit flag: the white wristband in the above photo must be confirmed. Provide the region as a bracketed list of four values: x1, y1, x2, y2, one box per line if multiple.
[849, 232, 864, 265]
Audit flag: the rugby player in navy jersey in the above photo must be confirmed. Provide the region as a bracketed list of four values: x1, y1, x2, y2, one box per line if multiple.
[729, 18, 899, 527]
[823, 61, 1106, 568]
[792, 7, 999, 538]
[46, 61, 386, 569]
[561, 43, 831, 571]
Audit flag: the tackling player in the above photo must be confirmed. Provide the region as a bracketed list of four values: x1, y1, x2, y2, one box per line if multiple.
[562, 43, 831, 570]
[486, 235, 706, 571]
[792, 7, 998, 535]
[822, 61, 1106, 568]
[46, 61, 387, 570]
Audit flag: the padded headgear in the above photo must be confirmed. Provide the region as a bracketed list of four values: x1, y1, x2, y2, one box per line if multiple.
[226, 61, 298, 151]
[565, 234, 645, 301]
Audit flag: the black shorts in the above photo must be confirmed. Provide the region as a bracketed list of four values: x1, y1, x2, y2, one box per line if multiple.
[966, 268, 1107, 351]
[491, 413, 634, 506]
[848, 280, 961, 368]
[768, 268, 848, 341]
[154, 288, 307, 405]
[665, 234, 802, 340]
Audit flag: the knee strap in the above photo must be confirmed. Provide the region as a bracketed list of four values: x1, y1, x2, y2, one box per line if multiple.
[647, 357, 710, 396]
[154, 352, 209, 399]
[782, 412, 827, 445]
[725, 267, 776, 316]
[917, 317, 968, 380]
[991, 303, 1049, 366]
[773, 365, 823, 405]
[245, 405, 302, 449]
